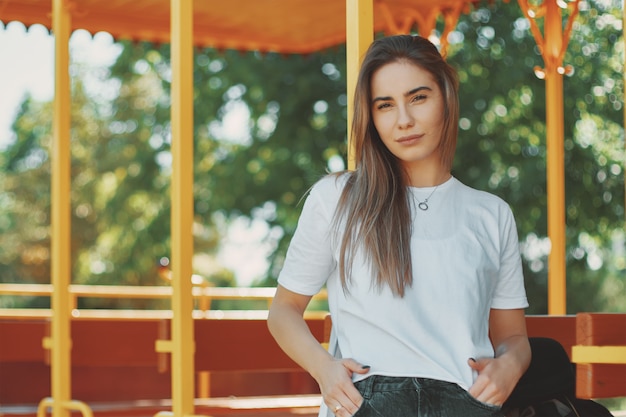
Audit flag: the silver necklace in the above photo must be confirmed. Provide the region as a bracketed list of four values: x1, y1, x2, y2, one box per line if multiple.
[416, 185, 440, 211]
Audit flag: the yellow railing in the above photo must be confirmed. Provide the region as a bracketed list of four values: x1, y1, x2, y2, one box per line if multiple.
[0, 283, 328, 314]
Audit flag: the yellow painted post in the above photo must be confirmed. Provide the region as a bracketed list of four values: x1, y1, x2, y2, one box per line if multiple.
[49, 1, 72, 417]
[170, 0, 195, 416]
[518, 0, 580, 314]
[544, 1, 567, 315]
[346, 0, 373, 170]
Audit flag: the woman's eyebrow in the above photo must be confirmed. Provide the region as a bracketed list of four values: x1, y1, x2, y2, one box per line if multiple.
[371, 95, 392, 105]
[371, 85, 433, 105]
[404, 85, 433, 97]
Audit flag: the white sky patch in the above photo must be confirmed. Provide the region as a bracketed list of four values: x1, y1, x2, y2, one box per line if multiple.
[0, 23, 53, 149]
[520, 233, 552, 273]
[209, 100, 252, 145]
[0, 23, 121, 150]
[217, 216, 273, 286]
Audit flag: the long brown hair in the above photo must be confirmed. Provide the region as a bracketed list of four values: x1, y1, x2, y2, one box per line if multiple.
[333, 35, 459, 297]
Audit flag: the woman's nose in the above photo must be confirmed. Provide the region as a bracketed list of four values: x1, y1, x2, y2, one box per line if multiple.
[397, 106, 415, 129]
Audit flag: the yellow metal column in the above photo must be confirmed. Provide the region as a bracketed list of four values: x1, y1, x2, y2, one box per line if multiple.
[346, 0, 373, 170]
[544, 0, 567, 315]
[169, 0, 195, 416]
[49, 1, 72, 417]
[518, 0, 580, 314]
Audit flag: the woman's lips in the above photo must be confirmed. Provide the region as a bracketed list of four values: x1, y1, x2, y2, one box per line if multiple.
[396, 134, 424, 145]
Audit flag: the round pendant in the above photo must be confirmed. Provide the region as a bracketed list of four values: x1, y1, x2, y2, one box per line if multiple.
[418, 202, 429, 211]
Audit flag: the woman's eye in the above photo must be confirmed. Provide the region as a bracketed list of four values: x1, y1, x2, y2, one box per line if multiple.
[376, 102, 391, 110]
[412, 94, 427, 102]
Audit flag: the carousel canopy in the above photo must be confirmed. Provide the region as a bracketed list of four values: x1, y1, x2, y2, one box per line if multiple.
[0, 0, 487, 53]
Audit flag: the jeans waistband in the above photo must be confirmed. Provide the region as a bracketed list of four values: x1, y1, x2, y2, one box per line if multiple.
[355, 375, 455, 399]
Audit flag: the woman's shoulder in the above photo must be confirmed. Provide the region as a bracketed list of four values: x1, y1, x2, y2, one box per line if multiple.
[452, 178, 511, 211]
[310, 171, 351, 196]
[299, 172, 351, 220]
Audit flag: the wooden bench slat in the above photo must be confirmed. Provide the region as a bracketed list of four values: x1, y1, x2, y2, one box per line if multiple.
[192, 318, 324, 372]
[524, 315, 577, 360]
[0, 320, 48, 362]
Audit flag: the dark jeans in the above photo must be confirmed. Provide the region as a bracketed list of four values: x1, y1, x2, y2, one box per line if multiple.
[353, 375, 503, 417]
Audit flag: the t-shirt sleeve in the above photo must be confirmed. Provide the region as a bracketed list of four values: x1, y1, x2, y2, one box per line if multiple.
[491, 205, 529, 309]
[277, 179, 337, 296]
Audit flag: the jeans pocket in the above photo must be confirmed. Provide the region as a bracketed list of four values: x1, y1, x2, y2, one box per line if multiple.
[351, 398, 368, 417]
[457, 388, 502, 412]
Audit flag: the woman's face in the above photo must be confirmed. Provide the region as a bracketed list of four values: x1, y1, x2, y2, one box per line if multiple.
[370, 60, 445, 179]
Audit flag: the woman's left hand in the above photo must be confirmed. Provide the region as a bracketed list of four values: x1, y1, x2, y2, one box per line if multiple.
[468, 309, 531, 406]
[467, 356, 518, 406]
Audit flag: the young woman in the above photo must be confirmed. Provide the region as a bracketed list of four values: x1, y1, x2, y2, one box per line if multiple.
[267, 35, 531, 417]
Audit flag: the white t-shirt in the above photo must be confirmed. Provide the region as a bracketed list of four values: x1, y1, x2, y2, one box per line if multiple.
[278, 174, 528, 391]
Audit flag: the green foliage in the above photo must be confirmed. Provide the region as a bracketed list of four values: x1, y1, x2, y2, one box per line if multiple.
[446, 0, 624, 313]
[189, 48, 349, 283]
[0, 0, 623, 313]
[0, 98, 53, 288]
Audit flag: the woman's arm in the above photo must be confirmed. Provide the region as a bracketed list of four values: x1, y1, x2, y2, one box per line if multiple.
[268, 285, 330, 376]
[268, 285, 367, 415]
[468, 308, 531, 405]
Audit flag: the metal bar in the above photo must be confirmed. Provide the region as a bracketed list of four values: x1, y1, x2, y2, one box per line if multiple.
[544, 0, 567, 315]
[0, 309, 329, 320]
[169, 0, 195, 416]
[0, 284, 327, 302]
[517, 0, 580, 315]
[545, 69, 566, 315]
[345, 0, 373, 170]
[50, 1, 72, 417]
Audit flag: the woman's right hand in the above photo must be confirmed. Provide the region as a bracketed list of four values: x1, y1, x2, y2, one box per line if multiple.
[317, 358, 370, 416]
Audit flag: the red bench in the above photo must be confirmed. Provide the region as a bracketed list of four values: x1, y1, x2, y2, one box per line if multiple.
[1, 312, 624, 417]
[0, 312, 325, 416]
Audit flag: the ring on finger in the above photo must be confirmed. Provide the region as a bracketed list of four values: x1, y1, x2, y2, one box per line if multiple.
[334, 404, 342, 412]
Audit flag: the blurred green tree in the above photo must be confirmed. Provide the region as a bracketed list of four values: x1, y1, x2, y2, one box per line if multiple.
[0, 0, 622, 313]
[447, 0, 624, 312]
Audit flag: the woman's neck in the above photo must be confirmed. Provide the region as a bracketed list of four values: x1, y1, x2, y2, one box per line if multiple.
[405, 166, 451, 188]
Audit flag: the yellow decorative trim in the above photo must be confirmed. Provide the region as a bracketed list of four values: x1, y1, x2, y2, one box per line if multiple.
[571, 345, 626, 364]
